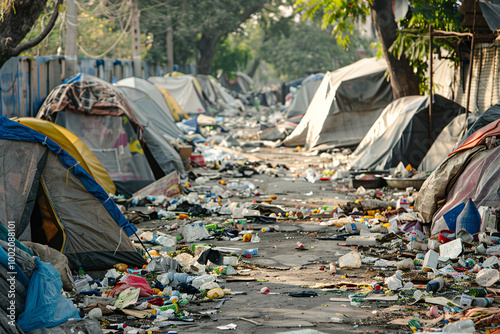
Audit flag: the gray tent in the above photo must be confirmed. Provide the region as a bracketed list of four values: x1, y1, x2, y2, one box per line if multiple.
[351, 95, 465, 171]
[285, 73, 324, 119]
[114, 86, 187, 179]
[418, 114, 467, 172]
[282, 58, 393, 150]
[115, 77, 177, 123]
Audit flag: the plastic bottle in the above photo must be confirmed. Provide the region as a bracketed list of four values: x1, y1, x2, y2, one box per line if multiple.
[471, 297, 494, 307]
[105, 324, 127, 330]
[154, 303, 179, 313]
[191, 275, 216, 289]
[426, 277, 445, 292]
[468, 288, 488, 297]
[243, 249, 258, 258]
[261, 226, 279, 233]
[78, 267, 85, 279]
[442, 319, 476, 333]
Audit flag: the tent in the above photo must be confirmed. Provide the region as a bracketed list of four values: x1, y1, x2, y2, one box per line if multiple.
[36, 73, 156, 196]
[116, 76, 189, 121]
[149, 76, 208, 115]
[460, 104, 500, 144]
[0, 116, 145, 270]
[417, 114, 467, 172]
[14, 118, 116, 195]
[285, 73, 324, 119]
[282, 58, 393, 150]
[350, 95, 465, 171]
[114, 86, 187, 178]
[115, 77, 177, 122]
[195, 74, 219, 107]
[219, 71, 253, 94]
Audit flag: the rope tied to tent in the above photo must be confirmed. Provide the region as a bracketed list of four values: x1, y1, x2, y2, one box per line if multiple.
[42, 136, 48, 146]
[53, 148, 63, 165]
[114, 226, 124, 255]
[65, 162, 80, 185]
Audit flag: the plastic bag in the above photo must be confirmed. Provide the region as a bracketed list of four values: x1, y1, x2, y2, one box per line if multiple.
[109, 275, 153, 298]
[17, 257, 81, 332]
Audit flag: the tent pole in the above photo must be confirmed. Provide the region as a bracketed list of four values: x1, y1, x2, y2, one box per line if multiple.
[429, 24, 433, 143]
[464, 33, 475, 134]
[134, 231, 153, 261]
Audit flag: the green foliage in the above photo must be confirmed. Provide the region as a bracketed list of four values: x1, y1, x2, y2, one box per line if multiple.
[295, 0, 465, 92]
[211, 38, 253, 76]
[295, 0, 370, 49]
[390, 0, 464, 92]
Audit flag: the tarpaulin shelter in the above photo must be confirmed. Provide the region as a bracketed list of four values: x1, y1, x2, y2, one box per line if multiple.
[13, 117, 116, 194]
[282, 58, 393, 150]
[460, 104, 500, 144]
[149, 76, 208, 115]
[0, 116, 146, 270]
[417, 114, 468, 172]
[36, 73, 156, 196]
[285, 73, 324, 120]
[114, 86, 187, 179]
[351, 95, 465, 171]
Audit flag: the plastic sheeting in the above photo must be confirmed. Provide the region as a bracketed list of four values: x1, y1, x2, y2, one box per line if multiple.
[282, 58, 392, 150]
[115, 86, 187, 178]
[285, 73, 324, 119]
[479, 0, 500, 32]
[149, 76, 208, 115]
[431, 145, 500, 232]
[351, 95, 465, 171]
[461, 104, 500, 144]
[418, 114, 467, 172]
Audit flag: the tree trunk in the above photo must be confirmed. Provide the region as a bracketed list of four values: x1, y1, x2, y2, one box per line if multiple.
[0, 0, 62, 68]
[247, 57, 261, 78]
[371, 0, 420, 99]
[195, 33, 220, 75]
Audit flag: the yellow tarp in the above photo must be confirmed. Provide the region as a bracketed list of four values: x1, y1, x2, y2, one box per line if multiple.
[156, 86, 190, 121]
[14, 118, 116, 194]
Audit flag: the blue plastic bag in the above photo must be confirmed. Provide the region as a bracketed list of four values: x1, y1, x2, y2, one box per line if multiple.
[17, 257, 81, 332]
[443, 202, 466, 232]
[456, 198, 482, 239]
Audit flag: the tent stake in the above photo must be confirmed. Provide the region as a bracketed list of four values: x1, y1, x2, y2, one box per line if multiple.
[134, 231, 153, 261]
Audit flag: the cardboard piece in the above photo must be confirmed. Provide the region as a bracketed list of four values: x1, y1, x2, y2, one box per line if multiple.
[133, 171, 182, 198]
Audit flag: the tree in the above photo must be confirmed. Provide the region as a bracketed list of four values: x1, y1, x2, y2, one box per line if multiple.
[140, 0, 283, 74]
[0, 0, 62, 68]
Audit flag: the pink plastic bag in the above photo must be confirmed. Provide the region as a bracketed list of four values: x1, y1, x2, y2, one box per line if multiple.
[109, 275, 153, 298]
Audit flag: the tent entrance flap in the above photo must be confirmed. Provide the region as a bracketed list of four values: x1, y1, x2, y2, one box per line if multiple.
[30, 176, 66, 252]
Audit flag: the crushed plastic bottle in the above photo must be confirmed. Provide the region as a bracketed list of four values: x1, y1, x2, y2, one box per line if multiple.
[442, 319, 476, 333]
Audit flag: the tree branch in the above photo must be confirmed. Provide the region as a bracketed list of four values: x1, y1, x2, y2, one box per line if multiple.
[11, 0, 63, 56]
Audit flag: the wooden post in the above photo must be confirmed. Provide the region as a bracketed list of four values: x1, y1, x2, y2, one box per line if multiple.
[166, 15, 174, 73]
[428, 24, 433, 142]
[64, 0, 78, 78]
[131, 0, 142, 77]
[465, 33, 475, 132]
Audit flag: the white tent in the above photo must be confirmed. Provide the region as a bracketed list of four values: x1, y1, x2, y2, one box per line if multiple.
[285, 73, 324, 119]
[148, 76, 208, 115]
[282, 58, 392, 150]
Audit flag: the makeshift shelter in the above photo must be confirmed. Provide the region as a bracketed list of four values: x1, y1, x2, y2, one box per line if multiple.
[418, 114, 468, 172]
[350, 94, 465, 171]
[282, 58, 393, 150]
[195, 74, 220, 107]
[14, 117, 116, 194]
[115, 77, 177, 123]
[460, 104, 500, 144]
[285, 73, 324, 119]
[149, 76, 208, 115]
[219, 72, 253, 94]
[114, 86, 187, 178]
[36, 73, 156, 196]
[0, 116, 146, 270]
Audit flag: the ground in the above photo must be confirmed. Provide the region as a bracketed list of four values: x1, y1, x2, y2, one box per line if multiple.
[117, 147, 430, 334]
